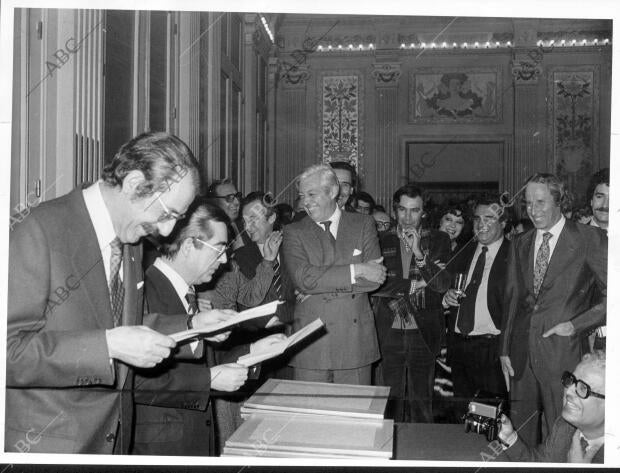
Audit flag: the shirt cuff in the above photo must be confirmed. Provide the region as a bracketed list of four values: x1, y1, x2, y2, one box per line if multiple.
[350, 264, 356, 284]
[499, 431, 518, 450]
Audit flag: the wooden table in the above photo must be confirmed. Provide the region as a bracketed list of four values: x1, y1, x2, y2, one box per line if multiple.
[394, 422, 497, 461]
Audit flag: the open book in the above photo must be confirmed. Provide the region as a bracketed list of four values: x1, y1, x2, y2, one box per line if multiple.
[236, 318, 324, 367]
[170, 300, 282, 343]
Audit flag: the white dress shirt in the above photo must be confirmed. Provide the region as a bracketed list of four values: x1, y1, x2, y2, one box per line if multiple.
[82, 180, 119, 284]
[455, 237, 503, 335]
[314, 206, 356, 283]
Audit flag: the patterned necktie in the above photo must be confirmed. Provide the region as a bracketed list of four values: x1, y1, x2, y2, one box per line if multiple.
[109, 237, 125, 327]
[185, 290, 199, 314]
[533, 232, 552, 296]
[272, 258, 283, 299]
[457, 245, 488, 334]
[320, 220, 336, 244]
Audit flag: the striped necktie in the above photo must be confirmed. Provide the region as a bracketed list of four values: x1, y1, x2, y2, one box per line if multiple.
[109, 237, 124, 327]
[272, 257, 283, 299]
[185, 290, 199, 314]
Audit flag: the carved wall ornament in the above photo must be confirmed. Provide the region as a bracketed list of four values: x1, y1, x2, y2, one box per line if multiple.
[371, 63, 402, 85]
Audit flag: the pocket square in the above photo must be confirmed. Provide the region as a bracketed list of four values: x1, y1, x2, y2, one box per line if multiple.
[137, 281, 144, 290]
[353, 249, 362, 256]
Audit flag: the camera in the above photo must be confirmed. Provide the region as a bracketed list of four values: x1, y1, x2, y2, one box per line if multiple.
[462, 391, 506, 442]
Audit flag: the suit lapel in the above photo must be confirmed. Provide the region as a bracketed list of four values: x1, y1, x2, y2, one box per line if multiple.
[520, 230, 536, 296]
[538, 222, 577, 296]
[335, 211, 355, 258]
[68, 190, 114, 329]
[304, 216, 334, 263]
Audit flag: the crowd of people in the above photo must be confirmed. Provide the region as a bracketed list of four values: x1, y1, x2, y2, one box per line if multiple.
[5, 131, 608, 463]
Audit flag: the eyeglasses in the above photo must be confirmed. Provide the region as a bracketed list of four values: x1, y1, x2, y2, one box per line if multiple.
[194, 237, 227, 258]
[376, 221, 391, 231]
[561, 371, 605, 399]
[156, 195, 186, 222]
[213, 192, 243, 203]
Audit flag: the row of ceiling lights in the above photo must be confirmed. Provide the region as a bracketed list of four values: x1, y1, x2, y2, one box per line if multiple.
[313, 38, 611, 51]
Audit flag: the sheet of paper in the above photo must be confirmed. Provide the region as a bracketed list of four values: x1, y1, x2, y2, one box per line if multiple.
[170, 300, 282, 342]
[236, 318, 324, 367]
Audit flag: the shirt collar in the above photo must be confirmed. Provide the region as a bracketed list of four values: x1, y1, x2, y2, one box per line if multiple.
[153, 257, 191, 302]
[478, 236, 503, 255]
[82, 180, 118, 251]
[537, 215, 566, 238]
[579, 431, 605, 450]
[589, 218, 601, 228]
[315, 205, 341, 228]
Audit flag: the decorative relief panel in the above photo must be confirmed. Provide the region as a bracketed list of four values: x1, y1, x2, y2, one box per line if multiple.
[319, 73, 364, 170]
[371, 63, 401, 86]
[547, 66, 599, 208]
[409, 67, 502, 123]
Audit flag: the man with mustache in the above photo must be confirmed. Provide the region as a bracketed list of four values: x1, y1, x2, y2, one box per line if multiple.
[500, 173, 607, 447]
[5, 132, 234, 453]
[584, 168, 609, 351]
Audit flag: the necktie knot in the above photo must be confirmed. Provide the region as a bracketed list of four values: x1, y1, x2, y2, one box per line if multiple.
[481, 245, 488, 254]
[320, 220, 332, 233]
[110, 237, 123, 258]
[543, 231, 552, 243]
[580, 436, 589, 455]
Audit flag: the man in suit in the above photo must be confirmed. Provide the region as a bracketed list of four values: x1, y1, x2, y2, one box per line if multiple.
[207, 178, 251, 251]
[132, 203, 253, 456]
[584, 168, 609, 351]
[500, 173, 607, 446]
[5, 132, 233, 454]
[329, 161, 357, 212]
[443, 198, 510, 416]
[497, 351, 605, 463]
[282, 164, 386, 384]
[374, 184, 451, 422]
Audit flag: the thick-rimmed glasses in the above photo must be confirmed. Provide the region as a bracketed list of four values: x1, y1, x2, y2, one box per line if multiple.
[561, 371, 605, 399]
[213, 192, 242, 203]
[376, 221, 391, 231]
[156, 195, 186, 222]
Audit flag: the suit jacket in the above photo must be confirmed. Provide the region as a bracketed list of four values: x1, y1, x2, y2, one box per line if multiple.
[499, 416, 604, 463]
[500, 220, 607, 379]
[132, 265, 212, 456]
[282, 211, 381, 370]
[446, 238, 510, 334]
[5, 188, 190, 454]
[374, 228, 451, 356]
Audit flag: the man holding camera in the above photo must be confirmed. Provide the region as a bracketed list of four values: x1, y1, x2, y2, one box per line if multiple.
[496, 351, 605, 463]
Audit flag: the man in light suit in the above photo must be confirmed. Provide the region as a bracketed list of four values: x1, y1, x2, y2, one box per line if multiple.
[500, 173, 607, 446]
[282, 164, 386, 384]
[6, 132, 233, 454]
[497, 351, 605, 463]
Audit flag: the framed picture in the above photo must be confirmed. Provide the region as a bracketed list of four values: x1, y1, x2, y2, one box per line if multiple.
[409, 67, 502, 123]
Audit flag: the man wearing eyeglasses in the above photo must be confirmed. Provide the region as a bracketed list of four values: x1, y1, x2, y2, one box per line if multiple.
[133, 202, 284, 456]
[6, 132, 234, 454]
[207, 178, 251, 251]
[497, 351, 605, 463]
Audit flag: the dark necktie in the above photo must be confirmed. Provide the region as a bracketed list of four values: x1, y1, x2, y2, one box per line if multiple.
[185, 290, 199, 314]
[457, 245, 488, 334]
[533, 232, 552, 296]
[109, 237, 125, 327]
[320, 220, 336, 244]
[272, 258, 283, 299]
[580, 436, 589, 456]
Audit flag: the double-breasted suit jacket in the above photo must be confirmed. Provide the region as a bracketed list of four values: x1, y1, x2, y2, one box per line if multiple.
[282, 211, 381, 370]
